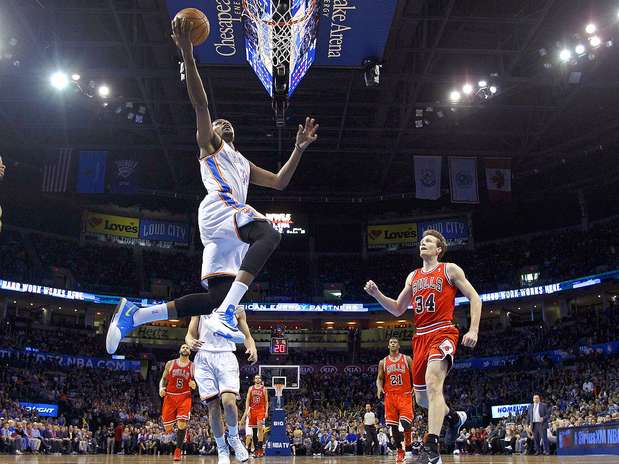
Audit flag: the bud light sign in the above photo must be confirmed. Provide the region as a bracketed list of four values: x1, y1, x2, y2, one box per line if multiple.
[19, 402, 59, 417]
[491, 403, 529, 419]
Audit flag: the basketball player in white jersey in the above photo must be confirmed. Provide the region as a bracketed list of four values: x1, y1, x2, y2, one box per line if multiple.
[186, 307, 257, 464]
[106, 16, 319, 355]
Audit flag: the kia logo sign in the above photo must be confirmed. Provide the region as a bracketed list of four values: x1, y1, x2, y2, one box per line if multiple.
[367, 365, 378, 374]
[300, 366, 314, 374]
[344, 365, 362, 374]
[320, 365, 337, 374]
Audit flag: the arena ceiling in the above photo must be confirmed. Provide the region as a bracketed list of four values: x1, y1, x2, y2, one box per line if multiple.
[1, 0, 619, 200]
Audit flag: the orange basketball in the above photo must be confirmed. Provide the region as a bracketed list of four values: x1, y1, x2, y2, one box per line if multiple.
[174, 8, 210, 46]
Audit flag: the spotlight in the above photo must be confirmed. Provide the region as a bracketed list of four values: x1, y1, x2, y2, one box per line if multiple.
[449, 90, 461, 102]
[585, 23, 597, 35]
[462, 83, 473, 95]
[574, 44, 586, 55]
[478, 80, 487, 87]
[489, 86, 497, 94]
[71, 73, 80, 81]
[559, 49, 572, 62]
[50, 71, 69, 90]
[98, 85, 110, 98]
[606, 40, 613, 48]
[589, 36, 601, 47]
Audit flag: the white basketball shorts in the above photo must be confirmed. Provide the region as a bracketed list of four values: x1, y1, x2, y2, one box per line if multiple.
[193, 350, 240, 400]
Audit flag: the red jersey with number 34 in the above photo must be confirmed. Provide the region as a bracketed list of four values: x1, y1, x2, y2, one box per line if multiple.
[383, 354, 412, 394]
[165, 359, 193, 397]
[410, 263, 457, 332]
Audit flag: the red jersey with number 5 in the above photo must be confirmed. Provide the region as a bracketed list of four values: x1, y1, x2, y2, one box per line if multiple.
[383, 354, 412, 394]
[165, 359, 193, 397]
[410, 263, 457, 333]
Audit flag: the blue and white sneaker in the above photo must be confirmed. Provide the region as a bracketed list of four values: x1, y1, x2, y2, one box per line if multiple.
[205, 304, 246, 344]
[227, 434, 249, 462]
[106, 297, 139, 354]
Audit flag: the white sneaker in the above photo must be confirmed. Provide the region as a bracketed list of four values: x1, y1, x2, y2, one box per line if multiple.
[227, 435, 249, 462]
[217, 446, 231, 464]
[205, 305, 246, 344]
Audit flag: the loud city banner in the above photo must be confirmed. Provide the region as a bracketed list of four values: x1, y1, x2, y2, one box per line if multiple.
[165, 0, 397, 67]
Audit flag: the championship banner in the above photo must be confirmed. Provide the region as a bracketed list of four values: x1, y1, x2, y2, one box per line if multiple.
[485, 157, 512, 203]
[367, 223, 418, 249]
[139, 219, 190, 244]
[414, 156, 442, 200]
[449, 157, 479, 204]
[0, 347, 141, 371]
[110, 159, 139, 194]
[83, 211, 139, 239]
[19, 402, 59, 417]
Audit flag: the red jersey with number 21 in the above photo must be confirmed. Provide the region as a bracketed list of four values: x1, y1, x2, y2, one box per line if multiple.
[383, 354, 412, 395]
[410, 263, 457, 331]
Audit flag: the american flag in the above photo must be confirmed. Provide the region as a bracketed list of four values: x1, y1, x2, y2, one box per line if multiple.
[41, 148, 72, 193]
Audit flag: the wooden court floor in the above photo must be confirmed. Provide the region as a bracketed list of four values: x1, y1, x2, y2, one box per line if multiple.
[1, 456, 618, 464]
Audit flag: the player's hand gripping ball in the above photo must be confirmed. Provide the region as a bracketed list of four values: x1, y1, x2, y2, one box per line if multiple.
[172, 8, 210, 46]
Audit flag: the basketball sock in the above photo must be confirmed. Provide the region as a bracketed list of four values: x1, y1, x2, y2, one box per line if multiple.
[253, 429, 259, 445]
[215, 435, 227, 450]
[133, 303, 168, 326]
[404, 431, 412, 448]
[176, 429, 185, 449]
[215, 281, 249, 313]
[258, 440, 263, 448]
[227, 424, 239, 438]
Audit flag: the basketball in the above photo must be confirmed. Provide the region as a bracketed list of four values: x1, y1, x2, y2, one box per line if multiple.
[174, 8, 210, 46]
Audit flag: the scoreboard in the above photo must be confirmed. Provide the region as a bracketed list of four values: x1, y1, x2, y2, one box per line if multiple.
[270, 337, 288, 355]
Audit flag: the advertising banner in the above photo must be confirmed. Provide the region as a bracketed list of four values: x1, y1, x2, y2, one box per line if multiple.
[19, 402, 59, 417]
[139, 219, 190, 244]
[491, 403, 530, 419]
[367, 223, 418, 249]
[0, 347, 141, 371]
[418, 218, 470, 246]
[83, 211, 139, 239]
[558, 422, 619, 455]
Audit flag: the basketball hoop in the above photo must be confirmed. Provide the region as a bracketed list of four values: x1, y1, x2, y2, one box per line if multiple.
[242, 0, 318, 68]
[273, 382, 285, 398]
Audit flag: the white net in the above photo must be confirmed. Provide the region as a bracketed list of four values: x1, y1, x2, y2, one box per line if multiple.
[243, 0, 317, 69]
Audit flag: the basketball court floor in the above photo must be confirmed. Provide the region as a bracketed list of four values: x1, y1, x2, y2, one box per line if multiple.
[2, 456, 618, 463]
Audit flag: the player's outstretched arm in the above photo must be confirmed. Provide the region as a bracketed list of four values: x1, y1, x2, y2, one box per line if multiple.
[236, 309, 258, 364]
[171, 17, 221, 154]
[364, 272, 414, 317]
[447, 263, 481, 348]
[159, 360, 172, 397]
[185, 316, 203, 350]
[249, 117, 318, 190]
[376, 359, 385, 399]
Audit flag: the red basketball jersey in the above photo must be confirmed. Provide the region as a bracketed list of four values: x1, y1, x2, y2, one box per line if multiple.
[165, 359, 193, 396]
[409, 263, 457, 333]
[249, 385, 266, 411]
[383, 354, 412, 394]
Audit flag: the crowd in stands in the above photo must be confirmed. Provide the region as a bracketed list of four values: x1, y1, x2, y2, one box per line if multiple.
[1, 216, 617, 302]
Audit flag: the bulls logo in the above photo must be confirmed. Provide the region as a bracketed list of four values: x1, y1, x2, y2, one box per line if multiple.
[320, 365, 337, 374]
[344, 365, 362, 374]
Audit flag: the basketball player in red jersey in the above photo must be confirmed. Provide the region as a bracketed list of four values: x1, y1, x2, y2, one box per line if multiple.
[160, 344, 196, 461]
[377, 338, 414, 463]
[365, 229, 482, 464]
[240, 374, 269, 457]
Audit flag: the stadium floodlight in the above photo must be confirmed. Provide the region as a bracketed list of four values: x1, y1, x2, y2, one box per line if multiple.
[478, 80, 488, 87]
[50, 71, 69, 90]
[574, 44, 586, 55]
[98, 85, 110, 98]
[559, 48, 572, 62]
[585, 23, 597, 35]
[462, 83, 473, 95]
[489, 86, 497, 94]
[71, 73, 80, 81]
[449, 90, 461, 102]
[589, 36, 601, 47]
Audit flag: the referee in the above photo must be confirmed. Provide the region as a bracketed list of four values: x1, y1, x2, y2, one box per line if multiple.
[363, 403, 379, 455]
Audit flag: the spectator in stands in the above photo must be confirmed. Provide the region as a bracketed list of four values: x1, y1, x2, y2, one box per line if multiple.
[527, 394, 550, 455]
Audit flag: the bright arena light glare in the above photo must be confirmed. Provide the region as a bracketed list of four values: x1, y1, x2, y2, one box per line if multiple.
[50, 71, 69, 90]
[559, 48, 572, 62]
[449, 90, 461, 102]
[71, 73, 81, 81]
[478, 80, 488, 87]
[585, 23, 597, 35]
[589, 36, 602, 47]
[462, 83, 473, 95]
[489, 86, 497, 94]
[574, 44, 586, 55]
[98, 85, 110, 98]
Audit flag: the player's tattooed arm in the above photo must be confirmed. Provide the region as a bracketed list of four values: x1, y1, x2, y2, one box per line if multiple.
[364, 272, 414, 317]
[376, 359, 385, 399]
[185, 316, 203, 351]
[447, 262, 481, 348]
[159, 360, 172, 397]
[249, 117, 319, 190]
[236, 309, 258, 364]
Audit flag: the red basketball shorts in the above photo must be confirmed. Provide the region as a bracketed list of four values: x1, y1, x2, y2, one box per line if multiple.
[412, 325, 459, 392]
[384, 391, 414, 426]
[248, 407, 266, 427]
[162, 394, 192, 429]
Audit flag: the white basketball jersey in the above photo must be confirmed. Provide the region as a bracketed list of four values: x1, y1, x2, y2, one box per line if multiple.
[199, 142, 250, 204]
[197, 315, 236, 352]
